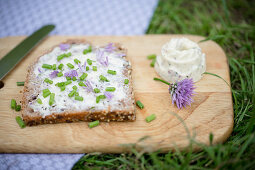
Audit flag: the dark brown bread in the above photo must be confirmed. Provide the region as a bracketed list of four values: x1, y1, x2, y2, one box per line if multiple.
[22, 40, 135, 126]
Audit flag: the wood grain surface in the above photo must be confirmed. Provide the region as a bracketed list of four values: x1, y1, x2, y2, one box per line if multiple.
[0, 35, 233, 153]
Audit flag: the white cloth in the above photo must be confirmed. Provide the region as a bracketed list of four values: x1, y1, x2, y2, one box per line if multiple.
[0, 0, 158, 169]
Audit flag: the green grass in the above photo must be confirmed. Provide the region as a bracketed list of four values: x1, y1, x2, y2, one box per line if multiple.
[73, 0, 255, 169]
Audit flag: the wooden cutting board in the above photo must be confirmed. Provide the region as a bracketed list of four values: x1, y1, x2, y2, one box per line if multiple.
[0, 35, 233, 153]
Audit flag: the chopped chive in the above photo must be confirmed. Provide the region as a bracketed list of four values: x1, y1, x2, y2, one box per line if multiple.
[136, 100, 144, 109]
[57, 72, 63, 77]
[37, 98, 42, 104]
[74, 59, 81, 64]
[49, 93, 55, 106]
[72, 85, 78, 90]
[94, 88, 100, 93]
[42, 64, 52, 69]
[58, 64, 64, 70]
[124, 79, 129, 84]
[147, 54, 156, 60]
[72, 77, 77, 81]
[96, 95, 106, 103]
[44, 78, 53, 84]
[65, 80, 72, 85]
[67, 63, 74, 69]
[150, 59, 156, 67]
[60, 86, 66, 91]
[107, 70, 116, 75]
[75, 96, 83, 101]
[43, 89, 51, 98]
[68, 90, 75, 97]
[99, 75, 109, 82]
[15, 105, 21, 111]
[11, 99, 16, 109]
[105, 87, 116, 92]
[16, 116, 26, 128]
[16, 81, 25, 86]
[80, 73, 88, 80]
[52, 64, 57, 70]
[83, 46, 92, 54]
[145, 114, 156, 123]
[66, 76, 71, 80]
[75, 92, 79, 96]
[89, 120, 99, 128]
[57, 54, 65, 61]
[86, 66, 89, 71]
[78, 81, 86, 86]
[67, 52, 72, 57]
[93, 66, 97, 71]
[57, 82, 65, 87]
[87, 59, 92, 65]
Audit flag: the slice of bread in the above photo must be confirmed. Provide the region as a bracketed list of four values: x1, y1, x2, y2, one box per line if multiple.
[22, 40, 135, 126]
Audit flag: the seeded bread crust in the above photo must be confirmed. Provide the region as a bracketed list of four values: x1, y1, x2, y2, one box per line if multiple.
[22, 40, 135, 126]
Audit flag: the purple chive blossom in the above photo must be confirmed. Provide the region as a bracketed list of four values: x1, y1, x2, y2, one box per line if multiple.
[104, 92, 114, 100]
[82, 80, 93, 92]
[169, 79, 195, 109]
[64, 70, 78, 78]
[38, 68, 42, 73]
[49, 71, 59, 79]
[59, 44, 70, 51]
[96, 50, 109, 66]
[117, 53, 126, 57]
[104, 43, 116, 53]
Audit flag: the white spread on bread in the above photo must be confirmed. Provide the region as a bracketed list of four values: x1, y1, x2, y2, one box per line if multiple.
[154, 37, 206, 82]
[30, 44, 131, 117]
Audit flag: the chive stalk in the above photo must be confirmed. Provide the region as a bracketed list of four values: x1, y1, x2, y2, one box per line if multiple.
[145, 114, 156, 123]
[67, 63, 74, 69]
[74, 59, 81, 64]
[99, 75, 109, 82]
[150, 59, 156, 67]
[80, 73, 88, 80]
[96, 95, 106, 103]
[42, 64, 52, 69]
[15, 105, 21, 111]
[52, 64, 57, 70]
[42, 89, 51, 98]
[105, 87, 116, 92]
[86, 66, 89, 71]
[124, 79, 129, 84]
[89, 120, 99, 128]
[75, 96, 83, 101]
[49, 93, 55, 106]
[87, 59, 92, 65]
[107, 70, 116, 75]
[147, 54, 156, 60]
[83, 46, 92, 54]
[16, 82, 25, 86]
[94, 88, 100, 93]
[136, 100, 144, 109]
[92, 66, 97, 71]
[37, 98, 43, 104]
[78, 81, 86, 86]
[11, 99, 16, 109]
[57, 72, 63, 77]
[16, 116, 26, 128]
[58, 64, 64, 70]
[68, 90, 75, 97]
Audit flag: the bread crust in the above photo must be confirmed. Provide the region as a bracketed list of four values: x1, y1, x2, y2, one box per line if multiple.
[22, 40, 135, 126]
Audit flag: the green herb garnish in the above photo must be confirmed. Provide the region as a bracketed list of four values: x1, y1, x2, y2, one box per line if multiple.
[80, 73, 88, 80]
[42, 64, 52, 69]
[83, 46, 92, 54]
[73, 85, 78, 90]
[75, 92, 79, 96]
[72, 77, 77, 81]
[37, 98, 42, 104]
[107, 70, 116, 75]
[43, 89, 51, 98]
[136, 100, 144, 109]
[89, 120, 99, 128]
[93, 66, 97, 71]
[68, 90, 75, 97]
[52, 64, 57, 70]
[94, 88, 100, 93]
[58, 64, 64, 70]
[66, 76, 71, 80]
[57, 72, 63, 77]
[67, 63, 74, 69]
[49, 93, 55, 106]
[145, 114, 156, 123]
[105, 87, 116, 92]
[96, 95, 106, 103]
[15, 105, 21, 111]
[60, 86, 66, 91]
[150, 59, 156, 67]
[124, 79, 129, 84]
[44, 78, 53, 84]
[74, 59, 81, 64]
[75, 96, 83, 101]
[86, 66, 89, 71]
[99, 75, 109, 82]
[78, 81, 86, 86]
[87, 59, 92, 65]
[16, 82, 25, 86]
[16, 116, 26, 128]
[147, 54, 156, 60]
[65, 80, 72, 85]
[11, 99, 16, 109]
